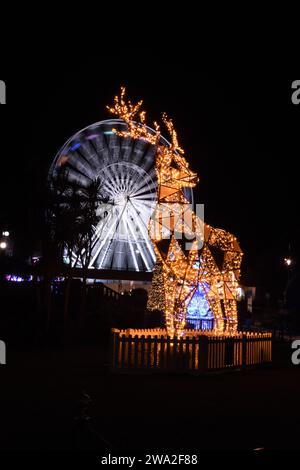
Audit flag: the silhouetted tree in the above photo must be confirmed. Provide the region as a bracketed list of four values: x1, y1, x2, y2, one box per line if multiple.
[47, 167, 106, 324]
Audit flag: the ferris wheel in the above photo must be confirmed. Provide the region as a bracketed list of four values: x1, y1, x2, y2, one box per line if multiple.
[49, 119, 193, 272]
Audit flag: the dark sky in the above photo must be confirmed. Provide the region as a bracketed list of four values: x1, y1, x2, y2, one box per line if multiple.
[0, 48, 299, 291]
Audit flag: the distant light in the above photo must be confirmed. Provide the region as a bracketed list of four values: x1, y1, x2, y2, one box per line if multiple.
[2, 231, 9, 237]
[237, 287, 245, 301]
[104, 131, 114, 135]
[284, 258, 292, 266]
[6, 274, 24, 282]
[57, 155, 68, 167]
[135, 250, 140, 254]
[86, 134, 98, 140]
[0, 241, 7, 249]
[53, 276, 65, 283]
[69, 142, 81, 151]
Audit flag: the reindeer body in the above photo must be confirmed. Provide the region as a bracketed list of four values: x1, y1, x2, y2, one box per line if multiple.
[108, 89, 243, 336]
[149, 146, 242, 336]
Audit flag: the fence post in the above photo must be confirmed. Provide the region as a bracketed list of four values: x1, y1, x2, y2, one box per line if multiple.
[191, 337, 196, 370]
[146, 336, 152, 368]
[134, 335, 139, 369]
[242, 333, 247, 369]
[121, 334, 126, 369]
[153, 336, 158, 369]
[199, 335, 208, 372]
[109, 331, 115, 370]
[114, 332, 120, 369]
[127, 335, 132, 369]
[166, 336, 171, 369]
[160, 336, 165, 369]
[185, 337, 190, 370]
[141, 335, 145, 367]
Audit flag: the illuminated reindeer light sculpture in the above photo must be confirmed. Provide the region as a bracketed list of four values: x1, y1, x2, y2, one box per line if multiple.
[108, 88, 243, 336]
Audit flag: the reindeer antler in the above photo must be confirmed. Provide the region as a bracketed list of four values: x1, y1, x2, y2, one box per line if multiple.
[161, 113, 192, 170]
[107, 86, 143, 123]
[107, 88, 191, 171]
[162, 113, 184, 155]
[107, 87, 160, 145]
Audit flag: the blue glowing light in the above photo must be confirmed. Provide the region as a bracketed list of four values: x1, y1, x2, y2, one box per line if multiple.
[6, 274, 24, 282]
[187, 283, 213, 320]
[69, 142, 81, 151]
[103, 131, 114, 135]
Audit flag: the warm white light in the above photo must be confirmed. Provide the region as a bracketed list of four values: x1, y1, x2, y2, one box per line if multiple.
[237, 287, 244, 301]
[0, 241, 7, 249]
[2, 231, 9, 237]
[108, 88, 243, 336]
[284, 258, 292, 266]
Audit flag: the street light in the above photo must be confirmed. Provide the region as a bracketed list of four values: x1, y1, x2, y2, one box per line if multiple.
[0, 241, 7, 250]
[283, 256, 294, 309]
[2, 231, 9, 237]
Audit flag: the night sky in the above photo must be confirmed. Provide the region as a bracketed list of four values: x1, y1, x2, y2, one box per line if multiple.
[1, 48, 299, 294]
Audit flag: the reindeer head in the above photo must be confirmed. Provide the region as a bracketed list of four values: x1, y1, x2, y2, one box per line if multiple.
[156, 114, 199, 195]
[157, 145, 199, 192]
[108, 88, 199, 194]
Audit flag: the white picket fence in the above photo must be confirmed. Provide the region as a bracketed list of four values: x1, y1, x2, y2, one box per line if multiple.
[110, 329, 272, 372]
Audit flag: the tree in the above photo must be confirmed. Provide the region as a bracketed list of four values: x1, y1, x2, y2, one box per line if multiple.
[72, 178, 104, 321]
[47, 167, 105, 325]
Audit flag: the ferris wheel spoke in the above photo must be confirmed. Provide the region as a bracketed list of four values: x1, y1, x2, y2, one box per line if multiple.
[129, 200, 155, 227]
[67, 154, 95, 180]
[131, 198, 156, 214]
[131, 177, 157, 196]
[116, 164, 133, 192]
[133, 193, 158, 201]
[94, 135, 110, 167]
[100, 180, 117, 198]
[89, 202, 128, 267]
[128, 172, 155, 195]
[109, 165, 128, 193]
[99, 165, 119, 190]
[93, 209, 114, 242]
[128, 200, 152, 222]
[133, 165, 156, 185]
[132, 188, 157, 201]
[130, 183, 155, 199]
[126, 236, 140, 272]
[126, 216, 151, 271]
[78, 142, 97, 170]
[65, 160, 94, 184]
[97, 236, 113, 269]
[97, 203, 129, 268]
[128, 200, 156, 263]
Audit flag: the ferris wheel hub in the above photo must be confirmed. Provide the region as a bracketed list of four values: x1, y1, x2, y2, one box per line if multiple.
[114, 192, 129, 206]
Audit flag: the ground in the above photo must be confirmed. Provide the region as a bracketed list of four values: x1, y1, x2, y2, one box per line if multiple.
[0, 343, 299, 451]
